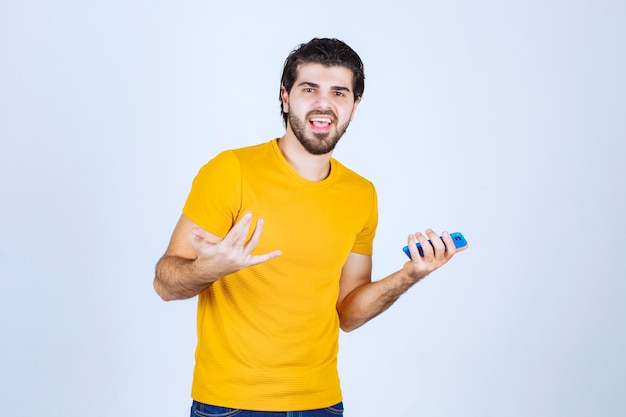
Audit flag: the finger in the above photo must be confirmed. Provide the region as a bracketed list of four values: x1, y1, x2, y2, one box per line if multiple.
[415, 232, 433, 260]
[414, 232, 433, 259]
[247, 249, 283, 266]
[243, 218, 265, 253]
[222, 212, 254, 246]
[440, 231, 457, 259]
[190, 228, 218, 257]
[191, 227, 212, 244]
[426, 228, 445, 258]
[406, 233, 423, 261]
[191, 227, 205, 239]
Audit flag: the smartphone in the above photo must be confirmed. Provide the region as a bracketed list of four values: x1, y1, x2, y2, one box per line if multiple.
[402, 232, 468, 259]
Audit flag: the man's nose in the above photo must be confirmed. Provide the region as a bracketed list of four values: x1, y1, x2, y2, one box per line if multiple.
[313, 93, 333, 109]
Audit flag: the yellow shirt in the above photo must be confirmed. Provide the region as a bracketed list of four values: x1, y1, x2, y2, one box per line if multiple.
[183, 139, 378, 411]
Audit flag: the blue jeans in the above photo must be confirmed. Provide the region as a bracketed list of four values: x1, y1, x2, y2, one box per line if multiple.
[190, 400, 344, 417]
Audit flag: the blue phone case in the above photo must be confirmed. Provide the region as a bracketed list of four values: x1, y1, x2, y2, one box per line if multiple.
[402, 232, 467, 259]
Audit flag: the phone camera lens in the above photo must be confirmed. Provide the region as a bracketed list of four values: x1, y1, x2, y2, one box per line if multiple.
[455, 236, 461, 241]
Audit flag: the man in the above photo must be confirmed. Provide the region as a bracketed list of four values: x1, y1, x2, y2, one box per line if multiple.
[154, 38, 467, 416]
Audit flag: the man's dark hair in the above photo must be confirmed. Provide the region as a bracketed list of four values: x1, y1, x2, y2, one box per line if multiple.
[279, 38, 365, 127]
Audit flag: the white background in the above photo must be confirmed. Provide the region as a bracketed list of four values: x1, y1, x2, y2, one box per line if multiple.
[1, 1, 625, 416]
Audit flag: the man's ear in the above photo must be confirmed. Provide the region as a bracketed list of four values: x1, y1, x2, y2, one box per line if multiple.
[281, 86, 289, 114]
[349, 96, 362, 122]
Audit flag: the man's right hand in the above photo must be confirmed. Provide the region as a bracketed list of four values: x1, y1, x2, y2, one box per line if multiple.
[153, 212, 281, 301]
[190, 211, 282, 280]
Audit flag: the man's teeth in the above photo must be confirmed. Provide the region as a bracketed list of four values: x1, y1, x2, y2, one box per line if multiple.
[311, 118, 331, 124]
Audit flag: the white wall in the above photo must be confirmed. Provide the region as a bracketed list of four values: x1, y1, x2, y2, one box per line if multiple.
[1, 1, 624, 416]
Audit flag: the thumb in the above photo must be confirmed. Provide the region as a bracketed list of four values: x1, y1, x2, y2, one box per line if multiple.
[191, 227, 210, 242]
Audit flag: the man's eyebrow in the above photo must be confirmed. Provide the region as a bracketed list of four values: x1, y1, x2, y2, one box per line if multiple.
[296, 82, 352, 92]
[297, 81, 320, 88]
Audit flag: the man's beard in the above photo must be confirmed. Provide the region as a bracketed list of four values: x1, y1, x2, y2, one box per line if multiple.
[288, 110, 351, 155]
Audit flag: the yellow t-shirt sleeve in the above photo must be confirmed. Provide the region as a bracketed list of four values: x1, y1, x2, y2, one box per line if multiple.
[182, 150, 242, 238]
[350, 181, 378, 256]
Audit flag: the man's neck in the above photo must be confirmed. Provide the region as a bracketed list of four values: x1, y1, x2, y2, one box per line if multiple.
[277, 134, 332, 182]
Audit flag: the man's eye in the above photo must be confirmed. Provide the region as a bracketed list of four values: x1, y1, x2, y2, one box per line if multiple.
[304, 88, 315, 93]
[334, 91, 345, 97]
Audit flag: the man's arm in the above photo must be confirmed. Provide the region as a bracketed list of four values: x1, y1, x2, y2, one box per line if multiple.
[336, 229, 467, 332]
[153, 212, 281, 301]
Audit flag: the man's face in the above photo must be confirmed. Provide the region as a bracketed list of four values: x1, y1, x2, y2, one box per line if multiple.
[281, 63, 360, 155]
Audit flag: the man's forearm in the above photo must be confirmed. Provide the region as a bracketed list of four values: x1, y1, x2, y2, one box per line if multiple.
[337, 270, 420, 332]
[153, 255, 215, 301]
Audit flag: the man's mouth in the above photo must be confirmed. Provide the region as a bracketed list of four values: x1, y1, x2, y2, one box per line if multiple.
[307, 112, 336, 133]
[309, 117, 333, 128]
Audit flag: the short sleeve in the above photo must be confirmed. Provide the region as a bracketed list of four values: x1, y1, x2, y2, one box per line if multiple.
[350, 182, 378, 256]
[182, 150, 242, 238]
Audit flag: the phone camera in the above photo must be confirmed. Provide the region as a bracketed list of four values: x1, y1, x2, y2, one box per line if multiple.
[454, 236, 461, 241]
